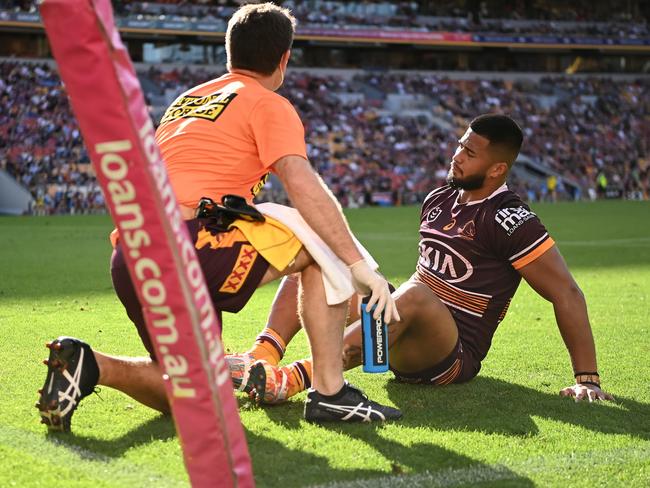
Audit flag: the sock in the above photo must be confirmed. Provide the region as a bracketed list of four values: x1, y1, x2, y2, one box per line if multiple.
[284, 358, 312, 398]
[315, 379, 348, 400]
[246, 328, 286, 365]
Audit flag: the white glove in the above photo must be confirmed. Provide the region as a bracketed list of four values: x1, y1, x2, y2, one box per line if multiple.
[349, 259, 400, 323]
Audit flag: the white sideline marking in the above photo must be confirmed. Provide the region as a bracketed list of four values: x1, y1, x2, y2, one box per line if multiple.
[0, 424, 187, 486]
[312, 445, 650, 488]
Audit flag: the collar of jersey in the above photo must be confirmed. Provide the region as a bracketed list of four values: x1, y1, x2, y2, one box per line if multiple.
[454, 184, 508, 208]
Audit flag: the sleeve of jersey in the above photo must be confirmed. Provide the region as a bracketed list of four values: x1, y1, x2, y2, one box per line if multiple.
[493, 206, 555, 270]
[250, 95, 308, 169]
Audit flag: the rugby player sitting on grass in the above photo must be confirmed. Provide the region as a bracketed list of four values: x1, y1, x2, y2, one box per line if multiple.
[229, 114, 614, 405]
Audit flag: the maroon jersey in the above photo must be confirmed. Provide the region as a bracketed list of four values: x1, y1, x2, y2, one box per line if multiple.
[415, 184, 555, 365]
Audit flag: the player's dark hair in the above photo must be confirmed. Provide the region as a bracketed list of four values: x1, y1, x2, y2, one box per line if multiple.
[469, 114, 523, 166]
[226, 3, 296, 76]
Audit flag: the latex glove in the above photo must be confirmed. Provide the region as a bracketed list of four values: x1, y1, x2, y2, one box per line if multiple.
[349, 260, 400, 323]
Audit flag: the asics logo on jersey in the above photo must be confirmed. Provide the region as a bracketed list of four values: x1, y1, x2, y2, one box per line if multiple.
[418, 238, 473, 283]
[495, 207, 535, 236]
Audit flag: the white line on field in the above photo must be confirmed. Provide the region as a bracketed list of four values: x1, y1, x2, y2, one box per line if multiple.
[311, 445, 650, 488]
[0, 424, 187, 487]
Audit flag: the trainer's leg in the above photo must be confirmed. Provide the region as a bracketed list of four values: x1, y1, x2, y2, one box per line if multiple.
[298, 262, 347, 394]
[94, 352, 170, 414]
[342, 280, 458, 373]
[242, 273, 360, 363]
[259, 249, 346, 395]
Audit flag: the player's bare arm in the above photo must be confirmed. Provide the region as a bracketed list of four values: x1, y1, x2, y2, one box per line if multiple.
[273, 154, 399, 322]
[518, 245, 614, 402]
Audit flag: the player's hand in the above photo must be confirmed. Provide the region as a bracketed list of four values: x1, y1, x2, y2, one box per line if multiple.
[349, 260, 400, 324]
[559, 383, 614, 402]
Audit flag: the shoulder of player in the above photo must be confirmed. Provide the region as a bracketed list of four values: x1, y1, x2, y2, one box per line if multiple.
[491, 189, 530, 213]
[486, 189, 548, 235]
[422, 185, 454, 205]
[477, 189, 532, 226]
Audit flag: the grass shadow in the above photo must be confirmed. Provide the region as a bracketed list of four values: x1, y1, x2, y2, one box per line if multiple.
[245, 424, 534, 487]
[385, 376, 650, 440]
[245, 427, 380, 488]
[46, 414, 175, 460]
[254, 394, 535, 486]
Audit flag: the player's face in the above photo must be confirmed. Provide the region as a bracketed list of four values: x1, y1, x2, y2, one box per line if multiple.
[447, 128, 493, 191]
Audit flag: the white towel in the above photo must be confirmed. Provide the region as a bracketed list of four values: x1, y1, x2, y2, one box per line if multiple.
[256, 202, 378, 305]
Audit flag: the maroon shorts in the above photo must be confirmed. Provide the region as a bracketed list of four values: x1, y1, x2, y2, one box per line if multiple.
[110, 218, 270, 357]
[390, 337, 480, 385]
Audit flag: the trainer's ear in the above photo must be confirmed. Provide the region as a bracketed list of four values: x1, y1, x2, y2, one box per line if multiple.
[280, 49, 291, 69]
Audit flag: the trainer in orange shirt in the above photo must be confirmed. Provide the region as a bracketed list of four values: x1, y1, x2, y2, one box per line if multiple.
[37, 2, 402, 432]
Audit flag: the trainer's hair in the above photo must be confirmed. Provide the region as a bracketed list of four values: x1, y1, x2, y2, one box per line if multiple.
[226, 3, 296, 76]
[469, 114, 523, 166]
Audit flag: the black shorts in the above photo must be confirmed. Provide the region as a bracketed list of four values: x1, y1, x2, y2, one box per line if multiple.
[390, 337, 480, 385]
[110, 219, 270, 357]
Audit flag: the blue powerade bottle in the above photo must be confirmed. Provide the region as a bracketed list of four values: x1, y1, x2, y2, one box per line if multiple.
[360, 295, 389, 373]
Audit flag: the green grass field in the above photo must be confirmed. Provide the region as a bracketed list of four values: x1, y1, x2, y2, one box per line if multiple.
[1, 200, 649, 487]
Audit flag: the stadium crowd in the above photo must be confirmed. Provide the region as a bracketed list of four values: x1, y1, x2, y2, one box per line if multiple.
[1, 0, 648, 39]
[1, 60, 648, 214]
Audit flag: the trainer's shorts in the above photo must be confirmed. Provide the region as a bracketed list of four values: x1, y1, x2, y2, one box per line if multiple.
[111, 217, 297, 357]
[390, 337, 480, 385]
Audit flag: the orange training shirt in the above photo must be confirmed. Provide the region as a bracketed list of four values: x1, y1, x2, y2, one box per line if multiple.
[155, 72, 307, 208]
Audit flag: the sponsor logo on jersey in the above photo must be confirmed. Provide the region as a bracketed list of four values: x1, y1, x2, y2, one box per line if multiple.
[458, 220, 476, 240]
[160, 92, 237, 124]
[418, 238, 473, 283]
[495, 206, 535, 236]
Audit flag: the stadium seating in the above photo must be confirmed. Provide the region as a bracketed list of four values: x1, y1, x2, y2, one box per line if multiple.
[107, 1, 648, 38]
[2, 0, 648, 38]
[1, 59, 647, 214]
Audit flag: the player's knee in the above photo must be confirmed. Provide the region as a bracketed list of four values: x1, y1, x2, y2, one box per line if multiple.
[396, 283, 428, 316]
[396, 282, 444, 320]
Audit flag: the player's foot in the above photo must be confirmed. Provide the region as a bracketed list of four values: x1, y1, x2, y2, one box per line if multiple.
[225, 353, 256, 393]
[248, 359, 290, 405]
[35, 337, 99, 432]
[304, 382, 402, 423]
